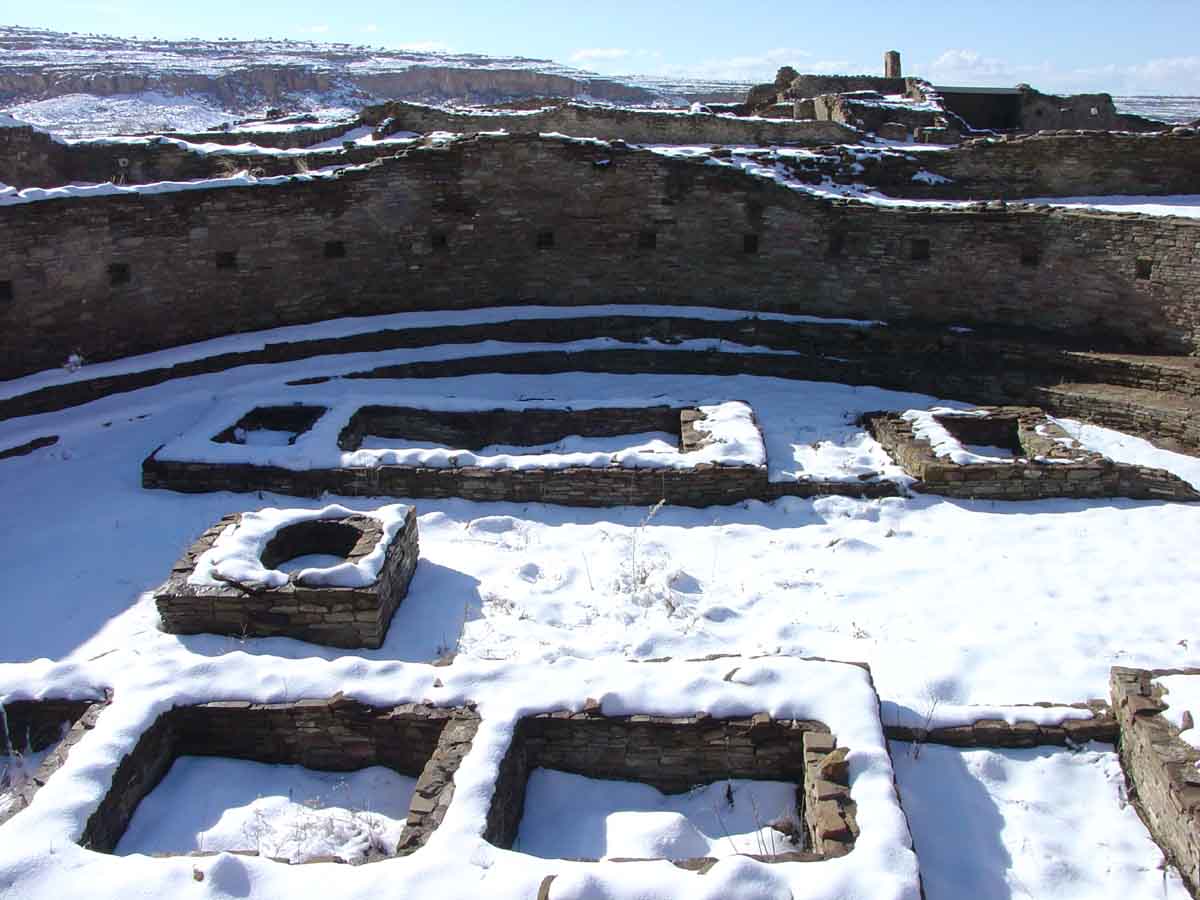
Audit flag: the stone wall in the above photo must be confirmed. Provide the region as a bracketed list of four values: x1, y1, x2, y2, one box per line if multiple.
[1, 697, 106, 828]
[782, 74, 909, 100]
[81, 697, 474, 857]
[866, 407, 1200, 501]
[811, 95, 943, 135]
[890, 131, 1200, 200]
[143, 453, 896, 508]
[485, 709, 857, 861]
[883, 700, 1117, 747]
[0, 129, 411, 191]
[367, 100, 859, 145]
[1015, 87, 1163, 133]
[337, 405, 688, 452]
[155, 508, 419, 648]
[0, 122, 67, 188]
[2, 133, 1198, 379]
[1111, 667, 1200, 894]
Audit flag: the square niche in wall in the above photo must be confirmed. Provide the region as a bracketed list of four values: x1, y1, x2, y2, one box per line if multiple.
[82, 697, 478, 864]
[484, 710, 858, 863]
[155, 505, 419, 649]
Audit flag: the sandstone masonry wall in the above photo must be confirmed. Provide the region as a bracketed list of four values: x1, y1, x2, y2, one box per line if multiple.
[81, 697, 473, 857]
[1111, 667, 1200, 894]
[1, 134, 1198, 379]
[155, 508, 420, 648]
[485, 709, 858, 862]
[0, 697, 106, 828]
[368, 100, 859, 145]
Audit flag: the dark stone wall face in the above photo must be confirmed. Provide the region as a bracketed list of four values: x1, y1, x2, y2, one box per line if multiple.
[1111, 667, 1200, 894]
[155, 508, 420, 648]
[80, 698, 474, 857]
[1, 134, 1197, 379]
[484, 710, 858, 862]
[368, 101, 858, 145]
[1, 697, 106, 829]
[338, 405, 687, 452]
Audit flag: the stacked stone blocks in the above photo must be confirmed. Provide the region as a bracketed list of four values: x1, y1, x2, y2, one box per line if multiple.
[484, 708, 858, 862]
[154, 508, 419, 648]
[866, 406, 1200, 501]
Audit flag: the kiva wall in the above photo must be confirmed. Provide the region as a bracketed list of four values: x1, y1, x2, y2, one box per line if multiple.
[367, 100, 859, 145]
[0, 133, 1197, 378]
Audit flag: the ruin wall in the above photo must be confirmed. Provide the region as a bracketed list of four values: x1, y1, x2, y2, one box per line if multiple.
[1, 134, 1198, 379]
[368, 100, 859, 145]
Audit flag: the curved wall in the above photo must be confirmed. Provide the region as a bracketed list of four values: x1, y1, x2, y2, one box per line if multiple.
[0, 133, 1197, 379]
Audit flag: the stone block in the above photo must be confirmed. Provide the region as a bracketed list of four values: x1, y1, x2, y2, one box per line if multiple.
[154, 506, 419, 649]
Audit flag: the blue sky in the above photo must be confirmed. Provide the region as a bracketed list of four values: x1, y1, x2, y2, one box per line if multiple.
[20, 1, 1200, 93]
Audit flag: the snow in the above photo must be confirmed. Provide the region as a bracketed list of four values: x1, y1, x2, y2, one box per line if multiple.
[902, 408, 1026, 465]
[0, 324, 1197, 897]
[1025, 194, 1200, 218]
[3, 92, 237, 139]
[517, 769, 800, 860]
[0, 166, 372, 207]
[0, 303, 882, 403]
[893, 742, 1189, 900]
[116, 757, 413, 863]
[0, 653, 919, 900]
[1055, 417, 1200, 487]
[187, 503, 411, 589]
[911, 169, 952, 185]
[1155, 674, 1200, 750]
[159, 398, 764, 473]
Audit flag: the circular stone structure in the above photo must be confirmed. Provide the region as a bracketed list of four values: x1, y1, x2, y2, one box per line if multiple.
[154, 504, 419, 648]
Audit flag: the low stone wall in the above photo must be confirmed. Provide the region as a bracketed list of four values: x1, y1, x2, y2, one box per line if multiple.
[1033, 383, 1200, 456]
[142, 454, 788, 507]
[338, 405, 688, 452]
[866, 407, 1200, 501]
[485, 708, 857, 862]
[1, 697, 107, 827]
[81, 696, 475, 858]
[154, 508, 419, 648]
[155, 120, 358, 150]
[1111, 667, 1200, 894]
[883, 700, 1117, 747]
[3, 304, 1196, 458]
[367, 100, 858, 146]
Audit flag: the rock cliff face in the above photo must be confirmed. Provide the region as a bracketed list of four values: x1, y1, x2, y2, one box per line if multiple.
[0, 25, 714, 112]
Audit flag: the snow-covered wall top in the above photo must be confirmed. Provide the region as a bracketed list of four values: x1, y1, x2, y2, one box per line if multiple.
[0, 132, 1196, 380]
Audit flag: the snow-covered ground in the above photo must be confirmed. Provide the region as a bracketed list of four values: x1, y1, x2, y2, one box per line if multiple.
[4, 92, 238, 139]
[517, 770, 801, 860]
[893, 741, 1188, 899]
[0, 322, 1197, 898]
[117, 758, 414, 863]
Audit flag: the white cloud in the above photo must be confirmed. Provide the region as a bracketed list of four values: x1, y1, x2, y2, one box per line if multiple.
[570, 48, 632, 65]
[398, 40, 452, 53]
[296, 25, 330, 34]
[364, 24, 379, 34]
[652, 48, 860, 84]
[919, 48, 1200, 96]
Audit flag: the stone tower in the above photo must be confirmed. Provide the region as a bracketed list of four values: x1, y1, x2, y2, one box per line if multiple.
[884, 50, 902, 78]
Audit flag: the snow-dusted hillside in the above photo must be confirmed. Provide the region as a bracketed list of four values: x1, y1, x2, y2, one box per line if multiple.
[0, 25, 753, 136]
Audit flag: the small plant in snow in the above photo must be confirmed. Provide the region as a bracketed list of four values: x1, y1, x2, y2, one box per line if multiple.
[62, 353, 85, 372]
[621, 499, 664, 597]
